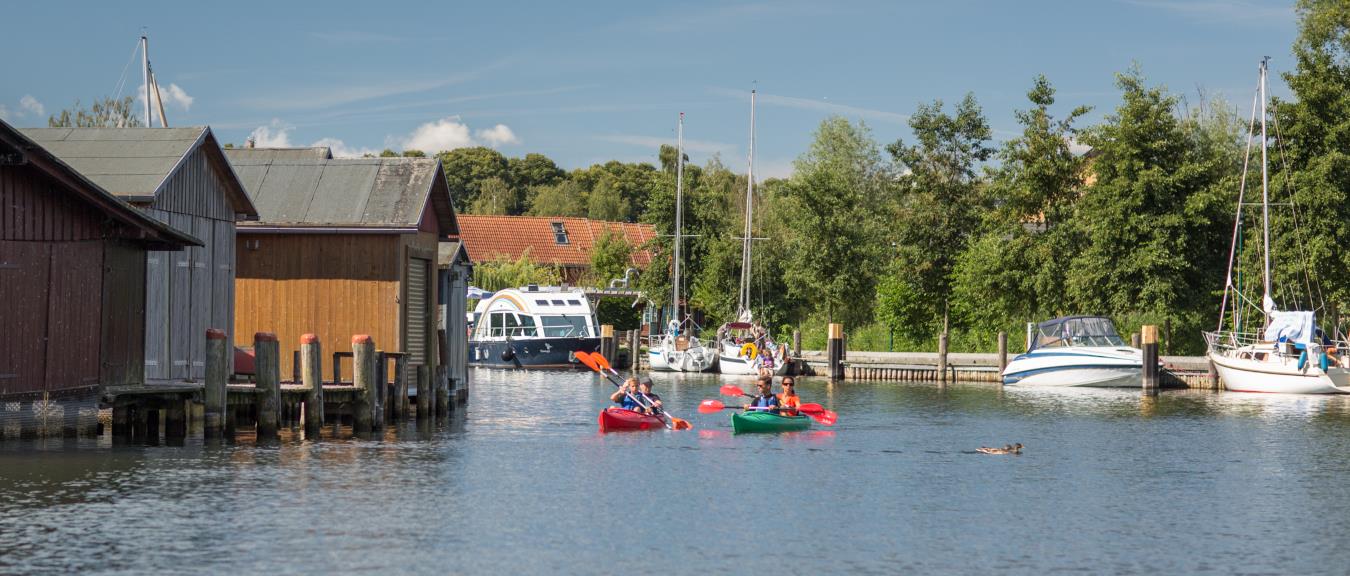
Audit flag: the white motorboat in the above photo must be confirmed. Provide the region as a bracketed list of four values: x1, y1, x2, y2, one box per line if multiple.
[1002, 316, 1144, 387]
[649, 113, 717, 372]
[1203, 59, 1350, 394]
[468, 285, 600, 369]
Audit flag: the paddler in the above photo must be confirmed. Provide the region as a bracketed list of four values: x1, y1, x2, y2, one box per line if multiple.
[635, 378, 664, 415]
[778, 376, 801, 416]
[742, 376, 780, 414]
[609, 377, 644, 411]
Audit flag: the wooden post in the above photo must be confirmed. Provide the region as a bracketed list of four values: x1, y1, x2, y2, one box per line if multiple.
[255, 332, 281, 438]
[600, 324, 615, 363]
[1131, 332, 1140, 349]
[938, 331, 950, 383]
[301, 334, 323, 435]
[112, 399, 130, 440]
[826, 323, 844, 381]
[393, 356, 409, 421]
[165, 399, 187, 443]
[415, 363, 430, 420]
[376, 353, 389, 426]
[436, 366, 450, 417]
[352, 335, 376, 434]
[629, 329, 641, 374]
[204, 328, 229, 438]
[1142, 325, 1159, 393]
[997, 331, 1008, 375]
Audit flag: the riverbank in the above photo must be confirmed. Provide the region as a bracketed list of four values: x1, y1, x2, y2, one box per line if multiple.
[791, 350, 1213, 388]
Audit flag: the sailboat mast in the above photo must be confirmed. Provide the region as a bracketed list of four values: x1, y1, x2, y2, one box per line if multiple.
[1260, 57, 1272, 317]
[672, 112, 684, 326]
[141, 35, 151, 127]
[739, 90, 756, 316]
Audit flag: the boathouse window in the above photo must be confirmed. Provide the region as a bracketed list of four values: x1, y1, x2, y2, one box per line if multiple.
[551, 222, 569, 244]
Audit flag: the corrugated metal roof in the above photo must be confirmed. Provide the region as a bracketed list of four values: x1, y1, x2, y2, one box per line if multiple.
[18, 127, 206, 197]
[439, 240, 469, 267]
[224, 153, 456, 230]
[224, 147, 333, 161]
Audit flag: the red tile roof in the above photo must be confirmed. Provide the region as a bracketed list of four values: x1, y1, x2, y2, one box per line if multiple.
[454, 215, 658, 268]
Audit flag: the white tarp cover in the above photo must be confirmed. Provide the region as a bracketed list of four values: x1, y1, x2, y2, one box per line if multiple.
[1264, 311, 1315, 344]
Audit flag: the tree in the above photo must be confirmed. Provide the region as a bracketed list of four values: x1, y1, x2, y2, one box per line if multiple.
[588, 229, 635, 287]
[880, 94, 993, 339]
[48, 96, 142, 128]
[379, 148, 400, 157]
[471, 249, 561, 291]
[508, 153, 565, 191]
[586, 176, 630, 221]
[468, 177, 515, 215]
[526, 181, 586, 217]
[438, 146, 510, 212]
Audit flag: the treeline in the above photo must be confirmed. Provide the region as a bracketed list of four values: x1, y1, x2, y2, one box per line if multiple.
[452, 1, 1350, 354]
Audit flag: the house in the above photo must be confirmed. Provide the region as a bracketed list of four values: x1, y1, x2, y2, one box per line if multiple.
[0, 119, 198, 437]
[223, 153, 459, 382]
[20, 127, 259, 384]
[454, 215, 657, 284]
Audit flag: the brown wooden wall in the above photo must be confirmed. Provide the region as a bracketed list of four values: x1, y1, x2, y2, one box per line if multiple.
[235, 233, 403, 378]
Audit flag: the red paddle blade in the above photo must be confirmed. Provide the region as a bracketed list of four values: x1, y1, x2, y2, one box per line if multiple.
[592, 353, 614, 371]
[798, 403, 825, 414]
[670, 417, 693, 430]
[698, 399, 726, 413]
[719, 385, 746, 397]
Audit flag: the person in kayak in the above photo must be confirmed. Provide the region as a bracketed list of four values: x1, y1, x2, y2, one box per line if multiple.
[778, 376, 801, 416]
[610, 377, 644, 411]
[742, 376, 780, 414]
[635, 378, 664, 416]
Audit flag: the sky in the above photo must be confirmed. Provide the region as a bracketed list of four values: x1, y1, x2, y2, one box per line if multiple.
[1, 0, 1301, 178]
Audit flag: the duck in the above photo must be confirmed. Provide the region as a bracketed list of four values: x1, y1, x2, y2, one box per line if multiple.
[976, 443, 1023, 455]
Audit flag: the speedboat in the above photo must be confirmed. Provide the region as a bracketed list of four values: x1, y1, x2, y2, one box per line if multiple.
[468, 285, 600, 369]
[1002, 316, 1144, 387]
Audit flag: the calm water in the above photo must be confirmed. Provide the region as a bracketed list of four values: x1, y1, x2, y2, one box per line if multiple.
[5, 369, 1350, 574]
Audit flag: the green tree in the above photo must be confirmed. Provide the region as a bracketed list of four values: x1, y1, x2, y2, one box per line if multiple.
[401, 149, 427, 158]
[588, 229, 635, 287]
[508, 153, 565, 191]
[48, 96, 142, 128]
[438, 146, 510, 212]
[526, 181, 587, 217]
[468, 177, 516, 215]
[379, 148, 399, 157]
[880, 94, 993, 339]
[586, 176, 630, 221]
[471, 249, 561, 292]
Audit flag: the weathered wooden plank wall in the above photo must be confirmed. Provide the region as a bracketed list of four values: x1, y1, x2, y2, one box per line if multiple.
[44, 242, 103, 393]
[101, 242, 146, 387]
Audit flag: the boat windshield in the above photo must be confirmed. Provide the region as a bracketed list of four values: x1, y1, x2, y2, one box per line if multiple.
[1033, 317, 1127, 350]
[541, 315, 591, 338]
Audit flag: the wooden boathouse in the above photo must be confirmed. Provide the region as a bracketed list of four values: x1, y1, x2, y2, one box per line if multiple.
[19, 127, 258, 384]
[440, 240, 472, 395]
[0, 120, 199, 437]
[224, 152, 460, 383]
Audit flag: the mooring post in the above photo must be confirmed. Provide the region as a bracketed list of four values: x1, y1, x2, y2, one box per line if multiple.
[629, 329, 641, 373]
[1131, 332, 1140, 349]
[352, 335, 376, 433]
[255, 332, 281, 438]
[997, 331, 1008, 375]
[938, 331, 950, 383]
[165, 398, 187, 444]
[826, 323, 844, 381]
[204, 328, 229, 438]
[1142, 324, 1159, 393]
[600, 324, 615, 363]
[435, 366, 450, 417]
[301, 334, 323, 435]
[375, 353, 388, 426]
[396, 356, 410, 419]
[415, 363, 430, 420]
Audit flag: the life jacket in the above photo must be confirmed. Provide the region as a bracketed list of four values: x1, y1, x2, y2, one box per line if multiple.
[749, 394, 779, 412]
[619, 394, 642, 411]
[780, 393, 800, 415]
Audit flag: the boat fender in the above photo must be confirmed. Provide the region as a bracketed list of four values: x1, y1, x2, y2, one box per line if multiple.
[1297, 349, 1307, 371]
[501, 348, 515, 361]
[740, 343, 758, 359]
[1321, 351, 1330, 371]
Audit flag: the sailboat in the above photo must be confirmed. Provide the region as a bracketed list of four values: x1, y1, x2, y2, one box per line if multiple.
[717, 90, 788, 376]
[1204, 58, 1350, 394]
[648, 113, 718, 372]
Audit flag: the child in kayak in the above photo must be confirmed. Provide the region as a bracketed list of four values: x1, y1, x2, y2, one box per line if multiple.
[635, 378, 664, 416]
[742, 376, 780, 414]
[610, 377, 644, 411]
[778, 376, 801, 416]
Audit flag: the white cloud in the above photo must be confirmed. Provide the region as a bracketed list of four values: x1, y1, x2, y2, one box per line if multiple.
[312, 137, 379, 158]
[160, 83, 194, 111]
[248, 119, 293, 147]
[135, 81, 195, 123]
[474, 124, 519, 147]
[19, 95, 44, 117]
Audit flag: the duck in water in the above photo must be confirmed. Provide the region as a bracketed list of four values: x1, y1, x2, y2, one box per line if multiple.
[977, 443, 1023, 455]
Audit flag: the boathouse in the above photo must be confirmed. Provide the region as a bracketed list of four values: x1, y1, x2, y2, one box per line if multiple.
[20, 127, 259, 384]
[0, 120, 199, 436]
[440, 241, 472, 393]
[455, 215, 657, 284]
[223, 152, 459, 381]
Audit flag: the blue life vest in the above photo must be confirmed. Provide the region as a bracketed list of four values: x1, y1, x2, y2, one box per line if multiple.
[620, 395, 642, 411]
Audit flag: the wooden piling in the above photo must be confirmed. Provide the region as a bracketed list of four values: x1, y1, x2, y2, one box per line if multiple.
[255, 332, 281, 438]
[600, 324, 615, 363]
[415, 363, 430, 420]
[301, 334, 323, 435]
[938, 331, 950, 383]
[205, 328, 229, 438]
[1131, 332, 1140, 349]
[165, 399, 187, 442]
[629, 329, 641, 373]
[396, 356, 410, 419]
[1142, 325, 1159, 392]
[112, 399, 130, 440]
[375, 353, 388, 427]
[352, 335, 376, 434]
[826, 323, 844, 381]
[435, 365, 450, 417]
[997, 331, 1008, 375]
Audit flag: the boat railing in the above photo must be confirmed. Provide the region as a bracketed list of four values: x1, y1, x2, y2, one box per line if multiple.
[1205, 330, 1350, 357]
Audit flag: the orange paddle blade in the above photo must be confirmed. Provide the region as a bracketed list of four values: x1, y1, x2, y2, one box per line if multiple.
[719, 385, 746, 397]
[574, 351, 601, 372]
[670, 416, 693, 430]
[698, 399, 726, 413]
[591, 352, 614, 371]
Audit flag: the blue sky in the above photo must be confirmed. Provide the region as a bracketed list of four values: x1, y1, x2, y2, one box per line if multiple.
[1, 0, 1299, 177]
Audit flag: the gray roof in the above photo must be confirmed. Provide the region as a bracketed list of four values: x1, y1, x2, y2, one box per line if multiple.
[224, 147, 333, 162]
[439, 240, 470, 267]
[224, 153, 458, 232]
[17, 126, 257, 218]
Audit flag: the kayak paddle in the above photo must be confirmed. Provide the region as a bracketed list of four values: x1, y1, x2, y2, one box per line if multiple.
[576, 351, 691, 431]
[588, 352, 692, 431]
[718, 385, 836, 424]
[720, 384, 752, 398]
[697, 399, 837, 426]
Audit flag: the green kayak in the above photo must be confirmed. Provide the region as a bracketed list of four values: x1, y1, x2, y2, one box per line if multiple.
[731, 411, 811, 433]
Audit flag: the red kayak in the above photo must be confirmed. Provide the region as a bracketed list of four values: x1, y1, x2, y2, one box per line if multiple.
[598, 407, 666, 432]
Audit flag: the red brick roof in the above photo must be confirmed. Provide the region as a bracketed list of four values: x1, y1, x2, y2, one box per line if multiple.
[454, 215, 658, 268]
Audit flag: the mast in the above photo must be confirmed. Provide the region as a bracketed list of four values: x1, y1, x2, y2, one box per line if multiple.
[672, 112, 684, 328]
[1260, 57, 1272, 318]
[738, 90, 756, 317]
[141, 35, 151, 127]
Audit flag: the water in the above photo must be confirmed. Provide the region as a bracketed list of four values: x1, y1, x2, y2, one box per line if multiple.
[5, 370, 1350, 575]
